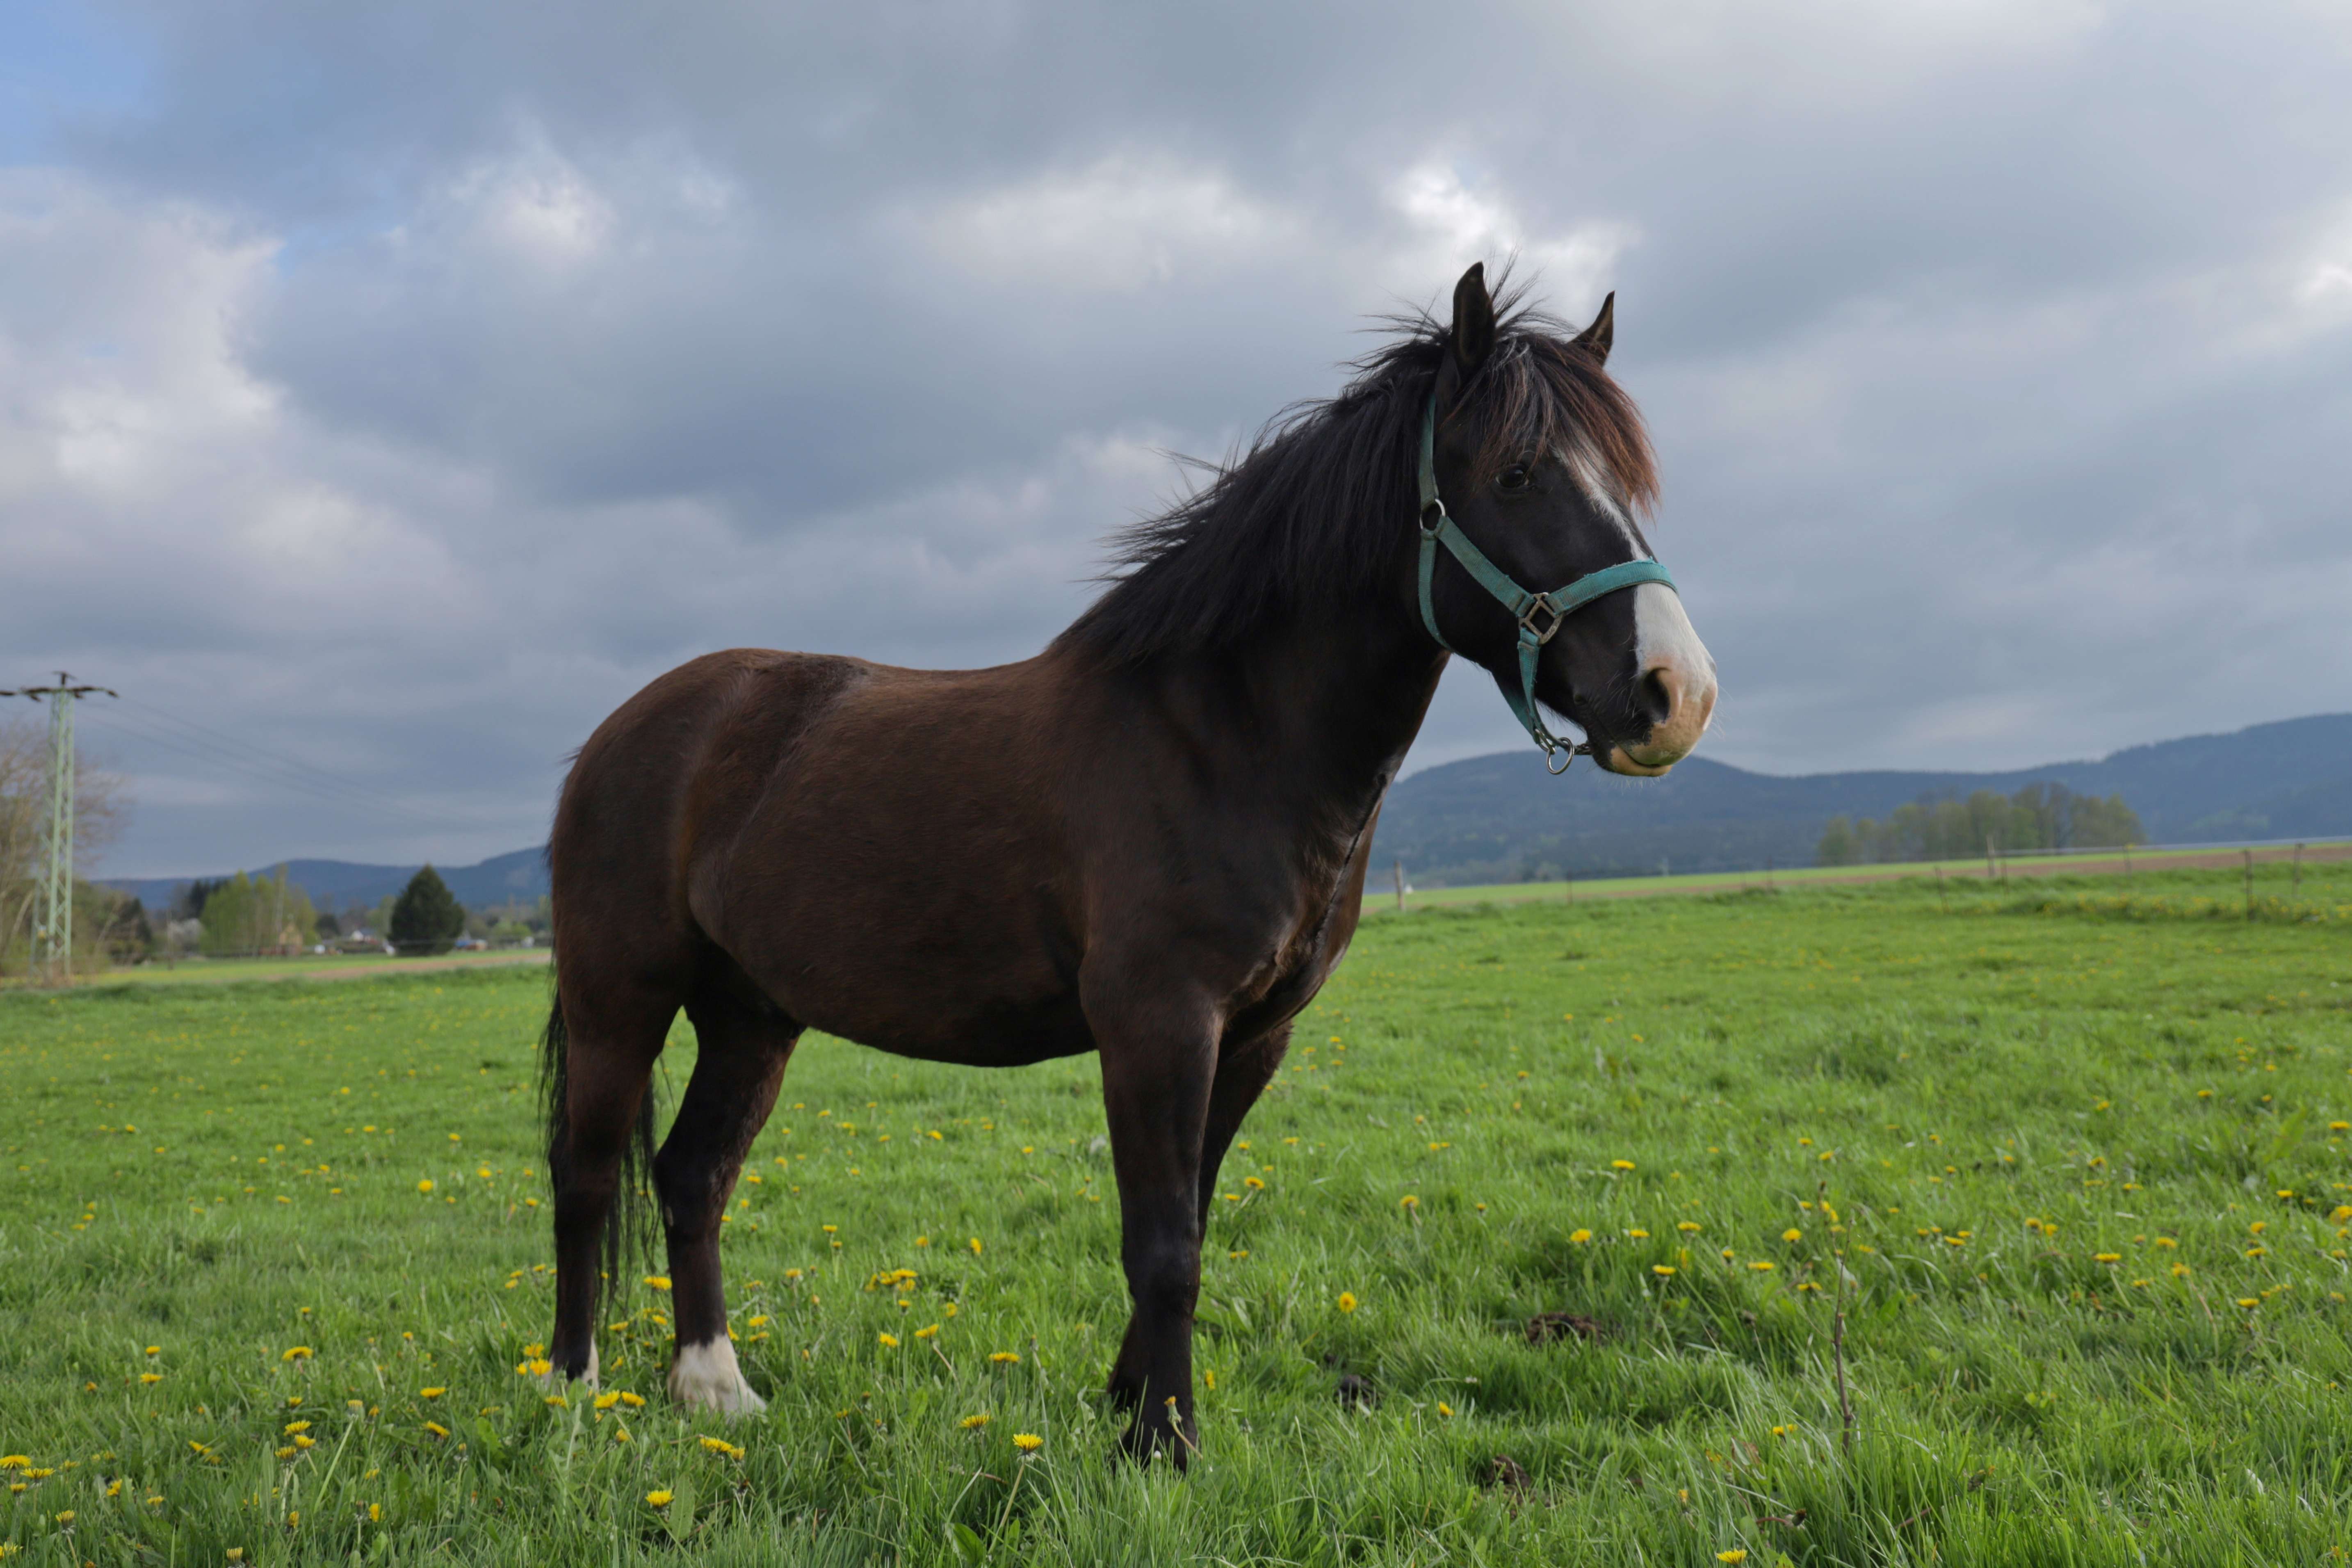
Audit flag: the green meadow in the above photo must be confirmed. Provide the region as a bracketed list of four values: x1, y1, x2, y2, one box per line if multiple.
[5, 862, 2350, 1566]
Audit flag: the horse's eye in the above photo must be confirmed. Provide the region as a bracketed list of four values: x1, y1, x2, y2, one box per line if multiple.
[1497, 463, 1533, 494]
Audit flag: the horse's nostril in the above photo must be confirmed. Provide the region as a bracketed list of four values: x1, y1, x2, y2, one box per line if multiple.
[1638, 667, 1679, 728]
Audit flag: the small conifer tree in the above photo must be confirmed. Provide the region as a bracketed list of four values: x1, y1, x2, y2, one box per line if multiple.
[390, 865, 466, 956]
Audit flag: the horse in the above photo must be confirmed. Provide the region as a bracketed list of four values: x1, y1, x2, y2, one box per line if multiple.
[538, 262, 1717, 1463]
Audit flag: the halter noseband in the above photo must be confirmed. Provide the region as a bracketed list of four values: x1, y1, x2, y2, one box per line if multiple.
[1415, 392, 1678, 774]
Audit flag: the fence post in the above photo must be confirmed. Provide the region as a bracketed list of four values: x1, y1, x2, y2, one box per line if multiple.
[2293, 842, 2304, 898]
[1985, 838, 1997, 881]
[2243, 848, 2254, 920]
[1393, 859, 1405, 915]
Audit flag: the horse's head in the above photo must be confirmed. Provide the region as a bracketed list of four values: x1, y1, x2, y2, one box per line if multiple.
[1420, 264, 1716, 776]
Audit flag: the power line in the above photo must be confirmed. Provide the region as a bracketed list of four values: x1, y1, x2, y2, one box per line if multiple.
[115, 694, 470, 820]
[82, 705, 523, 832]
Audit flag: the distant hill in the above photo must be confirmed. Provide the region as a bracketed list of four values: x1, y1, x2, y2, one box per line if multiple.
[105, 847, 548, 915]
[104, 714, 2352, 903]
[1369, 713, 2352, 887]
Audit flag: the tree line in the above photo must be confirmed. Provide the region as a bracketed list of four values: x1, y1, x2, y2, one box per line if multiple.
[1817, 781, 2143, 867]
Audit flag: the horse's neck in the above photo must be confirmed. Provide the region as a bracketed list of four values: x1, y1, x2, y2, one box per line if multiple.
[1206, 599, 1447, 829]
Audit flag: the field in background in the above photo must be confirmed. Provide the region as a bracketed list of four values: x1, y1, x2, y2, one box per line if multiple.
[1387, 837, 2352, 911]
[5, 861, 2351, 1565]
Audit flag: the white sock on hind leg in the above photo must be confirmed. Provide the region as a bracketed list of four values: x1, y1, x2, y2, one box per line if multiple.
[669, 1337, 765, 1415]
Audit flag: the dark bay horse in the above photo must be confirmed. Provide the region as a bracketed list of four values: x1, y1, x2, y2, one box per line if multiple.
[539, 263, 1716, 1461]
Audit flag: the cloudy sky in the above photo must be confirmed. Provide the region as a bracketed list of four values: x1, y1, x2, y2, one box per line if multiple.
[5, 0, 2350, 878]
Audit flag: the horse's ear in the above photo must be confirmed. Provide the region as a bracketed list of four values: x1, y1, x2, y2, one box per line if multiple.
[1574, 291, 1615, 365]
[1450, 262, 1495, 374]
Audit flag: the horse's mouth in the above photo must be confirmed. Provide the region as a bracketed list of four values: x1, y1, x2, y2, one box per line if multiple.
[1594, 746, 1676, 778]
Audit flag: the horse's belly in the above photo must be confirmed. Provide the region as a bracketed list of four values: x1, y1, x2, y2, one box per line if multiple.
[710, 869, 1090, 1066]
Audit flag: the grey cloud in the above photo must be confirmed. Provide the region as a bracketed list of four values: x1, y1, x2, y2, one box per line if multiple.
[5, 0, 2351, 875]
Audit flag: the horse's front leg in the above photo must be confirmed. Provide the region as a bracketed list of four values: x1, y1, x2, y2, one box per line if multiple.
[1091, 983, 1220, 1465]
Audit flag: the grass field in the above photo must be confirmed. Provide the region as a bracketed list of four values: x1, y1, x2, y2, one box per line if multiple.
[5, 862, 2352, 1566]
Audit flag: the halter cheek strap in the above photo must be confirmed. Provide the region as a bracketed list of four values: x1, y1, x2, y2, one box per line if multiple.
[1416, 392, 1677, 774]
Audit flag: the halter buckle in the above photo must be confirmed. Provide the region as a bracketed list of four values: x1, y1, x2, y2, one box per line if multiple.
[1517, 594, 1566, 645]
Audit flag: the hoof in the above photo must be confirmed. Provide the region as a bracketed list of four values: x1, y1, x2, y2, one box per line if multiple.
[668, 1338, 766, 1416]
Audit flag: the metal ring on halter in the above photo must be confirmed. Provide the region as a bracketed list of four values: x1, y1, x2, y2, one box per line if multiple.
[1518, 596, 1566, 645]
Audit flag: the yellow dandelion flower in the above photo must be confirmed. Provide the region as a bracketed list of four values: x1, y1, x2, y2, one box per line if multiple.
[283, 1421, 310, 1434]
[914, 1324, 940, 1339]
[1244, 1177, 1266, 1190]
[415, 1180, 434, 1195]
[961, 1414, 991, 1429]
[368, 1503, 381, 1522]
[1652, 1265, 1677, 1277]
[139, 1372, 163, 1385]
[699, 1436, 745, 1458]
[618, 1391, 645, 1407]
[1718, 1552, 1750, 1564]
[970, 1237, 983, 1255]
[1338, 1291, 1358, 1313]
[2172, 1263, 2192, 1277]
[746, 1315, 769, 1328]
[877, 1333, 900, 1349]
[1781, 1228, 1802, 1243]
[646, 1490, 673, 1507]
[1677, 1221, 1702, 1233]
[2094, 1253, 2121, 1264]
[144, 1346, 160, 1356]
[1627, 1228, 1650, 1239]
[989, 1351, 1020, 1364]
[1437, 1401, 1454, 1417]
[281, 1346, 313, 1362]
[2237, 1298, 2259, 1309]
[1399, 1194, 1419, 1209]
[423, 1422, 449, 1439]
[1748, 1261, 1775, 1271]
[419, 1388, 445, 1399]
[643, 1276, 671, 1291]
[593, 1391, 621, 1411]
[1012, 1433, 1043, 1452]
[1569, 1229, 1592, 1244]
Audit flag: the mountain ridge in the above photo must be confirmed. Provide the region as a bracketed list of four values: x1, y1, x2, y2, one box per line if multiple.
[100, 714, 2352, 903]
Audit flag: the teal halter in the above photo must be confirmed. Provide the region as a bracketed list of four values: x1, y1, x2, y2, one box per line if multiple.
[1416, 393, 1677, 774]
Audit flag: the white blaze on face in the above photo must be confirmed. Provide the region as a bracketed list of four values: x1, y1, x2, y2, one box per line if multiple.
[1633, 584, 1713, 707]
[669, 1337, 766, 1416]
[1562, 441, 1717, 767]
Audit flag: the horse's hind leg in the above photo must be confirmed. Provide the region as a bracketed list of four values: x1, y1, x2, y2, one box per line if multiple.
[546, 978, 673, 1388]
[655, 983, 800, 1414]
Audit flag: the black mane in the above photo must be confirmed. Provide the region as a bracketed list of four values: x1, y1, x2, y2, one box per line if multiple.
[1060, 288, 1657, 667]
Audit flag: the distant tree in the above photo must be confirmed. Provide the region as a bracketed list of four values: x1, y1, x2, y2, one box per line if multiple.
[1820, 782, 2144, 867]
[196, 867, 318, 956]
[100, 894, 154, 964]
[390, 865, 466, 956]
[176, 878, 226, 922]
[314, 909, 341, 939]
[2066, 793, 2144, 849]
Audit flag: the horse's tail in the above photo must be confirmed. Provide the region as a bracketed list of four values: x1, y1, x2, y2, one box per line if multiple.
[540, 986, 659, 1277]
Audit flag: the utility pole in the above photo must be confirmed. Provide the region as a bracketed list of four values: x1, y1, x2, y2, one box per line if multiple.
[2, 673, 118, 984]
